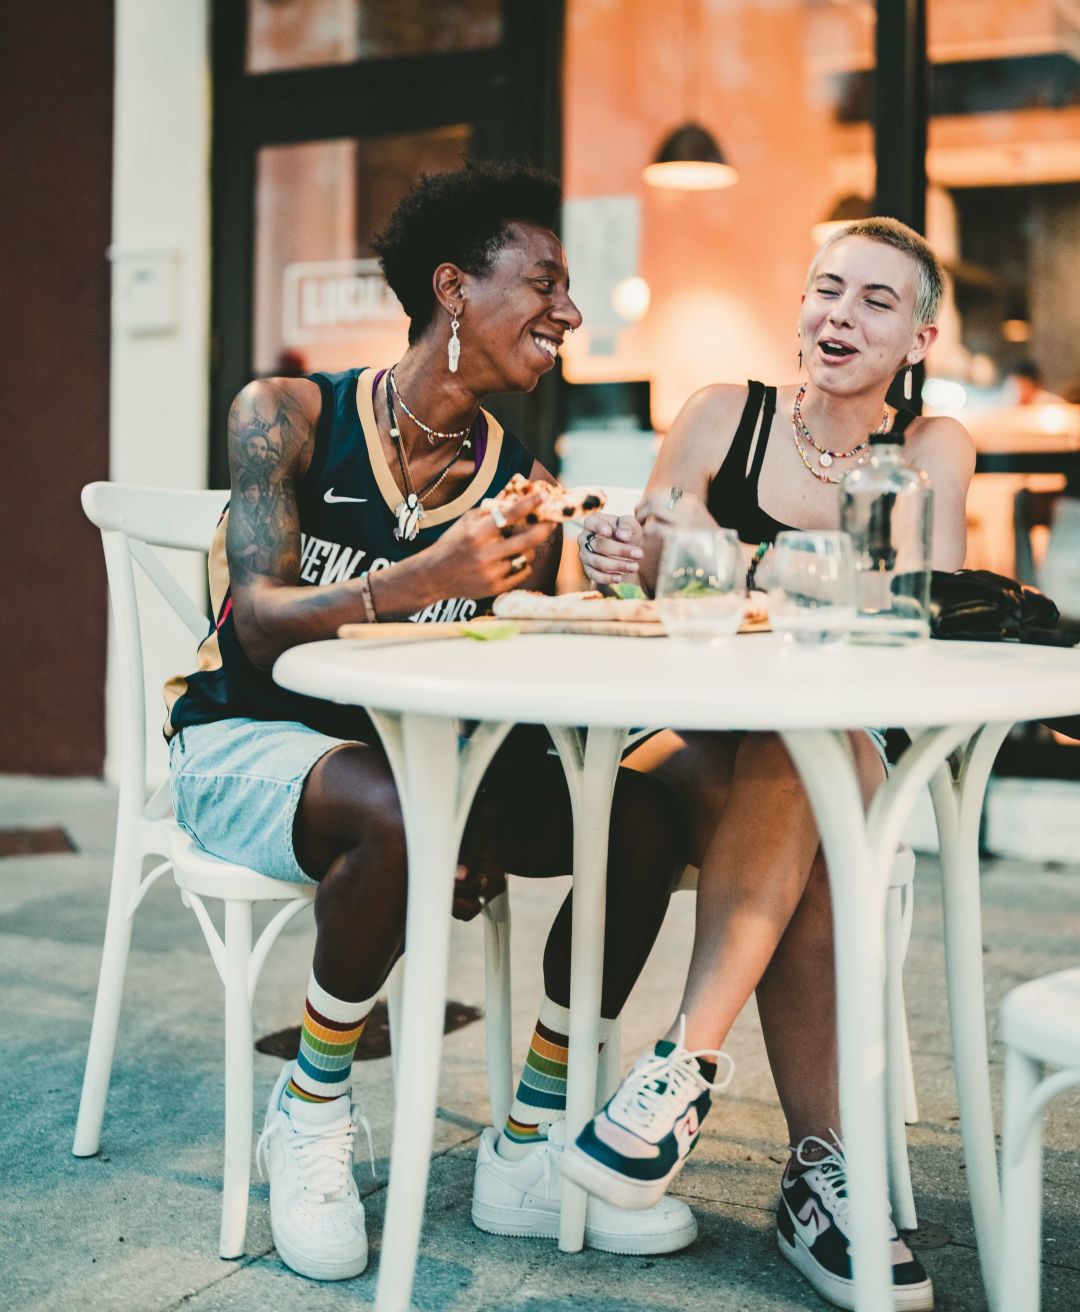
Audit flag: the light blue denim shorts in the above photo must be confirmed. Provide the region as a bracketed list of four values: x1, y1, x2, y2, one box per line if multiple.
[168, 717, 352, 884]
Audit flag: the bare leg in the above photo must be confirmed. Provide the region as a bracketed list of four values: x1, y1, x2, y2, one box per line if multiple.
[660, 731, 822, 1051]
[627, 728, 885, 1136]
[755, 733, 884, 1143]
[295, 727, 684, 1013]
[294, 743, 410, 1002]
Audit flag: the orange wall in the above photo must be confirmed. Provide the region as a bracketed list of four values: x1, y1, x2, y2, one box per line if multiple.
[562, 0, 858, 430]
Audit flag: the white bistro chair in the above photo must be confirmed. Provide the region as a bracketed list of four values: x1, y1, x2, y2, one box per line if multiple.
[74, 482, 321, 1259]
[999, 967, 1080, 1311]
[74, 480, 515, 1259]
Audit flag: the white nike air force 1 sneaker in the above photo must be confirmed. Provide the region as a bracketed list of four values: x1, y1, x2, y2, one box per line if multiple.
[471, 1120, 698, 1254]
[255, 1062, 373, 1281]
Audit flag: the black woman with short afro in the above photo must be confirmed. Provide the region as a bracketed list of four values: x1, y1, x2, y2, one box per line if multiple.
[372, 160, 561, 343]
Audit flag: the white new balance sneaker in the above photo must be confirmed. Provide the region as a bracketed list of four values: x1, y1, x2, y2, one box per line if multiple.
[255, 1062, 373, 1281]
[471, 1121, 698, 1255]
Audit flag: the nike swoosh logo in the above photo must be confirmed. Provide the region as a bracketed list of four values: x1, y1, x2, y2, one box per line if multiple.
[673, 1107, 700, 1159]
[324, 488, 367, 504]
[789, 1197, 830, 1248]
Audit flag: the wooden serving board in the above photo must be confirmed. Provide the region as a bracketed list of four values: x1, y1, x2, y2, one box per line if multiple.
[336, 617, 666, 645]
[337, 615, 770, 646]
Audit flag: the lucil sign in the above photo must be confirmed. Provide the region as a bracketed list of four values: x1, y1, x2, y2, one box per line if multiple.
[283, 259, 404, 343]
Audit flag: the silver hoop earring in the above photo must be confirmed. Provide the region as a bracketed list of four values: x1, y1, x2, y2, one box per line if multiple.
[448, 314, 461, 373]
[903, 365, 913, 401]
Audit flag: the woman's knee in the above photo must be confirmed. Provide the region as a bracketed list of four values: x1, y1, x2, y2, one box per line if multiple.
[296, 745, 407, 878]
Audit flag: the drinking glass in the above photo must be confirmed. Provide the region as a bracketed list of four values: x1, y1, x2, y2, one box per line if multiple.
[655, 528, 744, 643]
[768, 530, 856, 644]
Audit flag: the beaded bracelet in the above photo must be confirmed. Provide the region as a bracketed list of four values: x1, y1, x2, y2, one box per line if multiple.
[358, 572, 379, 624]
[746, 540, 770, 592]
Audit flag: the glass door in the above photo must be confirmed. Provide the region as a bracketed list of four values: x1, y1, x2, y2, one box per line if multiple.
[210, 1, 565, 485]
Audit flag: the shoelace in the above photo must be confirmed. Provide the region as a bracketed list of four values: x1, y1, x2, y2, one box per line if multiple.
[257, 1103, 377, 1202]
[793, 1131, 851, 1237]
[610, 1016, 734, 1135]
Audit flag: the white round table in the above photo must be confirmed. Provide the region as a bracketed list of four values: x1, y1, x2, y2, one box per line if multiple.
[275, 632, 1080, 1312]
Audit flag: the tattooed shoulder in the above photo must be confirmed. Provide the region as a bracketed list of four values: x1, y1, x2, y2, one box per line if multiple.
[226, 381, 314, 585]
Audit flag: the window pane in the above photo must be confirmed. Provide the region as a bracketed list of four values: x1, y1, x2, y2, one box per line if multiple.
[246, 0, 502, 73]
[252, 126, 472, 376]
[561, 0, 875, 439]
[923, 0, 1080, 583]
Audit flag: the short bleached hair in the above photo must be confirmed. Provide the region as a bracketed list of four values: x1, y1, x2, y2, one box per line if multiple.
[807, 217, 945, 328]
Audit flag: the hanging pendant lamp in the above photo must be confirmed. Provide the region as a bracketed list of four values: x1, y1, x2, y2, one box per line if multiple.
[643, 122, 738, 191]
[643, 0, 737, 191]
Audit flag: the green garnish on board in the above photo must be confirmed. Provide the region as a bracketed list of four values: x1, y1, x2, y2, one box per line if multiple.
[609, 582, 647, 600]
[461, 622, 519, 641]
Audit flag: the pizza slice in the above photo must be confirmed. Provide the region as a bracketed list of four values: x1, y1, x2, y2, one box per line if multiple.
[490, 474, 607, 523]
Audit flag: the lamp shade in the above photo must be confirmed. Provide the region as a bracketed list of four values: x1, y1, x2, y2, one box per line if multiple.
[642, 122, 738, 191]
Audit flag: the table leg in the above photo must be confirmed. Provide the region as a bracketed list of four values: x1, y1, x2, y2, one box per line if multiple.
[372, 713, 511, 1312]
[547, 725, 629, 1253]
[928, 722, 1012, 1312]
[782, 728, 894, 1312]
[783, 723, 977, 1312]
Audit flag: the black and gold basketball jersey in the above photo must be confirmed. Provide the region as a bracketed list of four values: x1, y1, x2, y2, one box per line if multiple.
[165, 367, 535, 739]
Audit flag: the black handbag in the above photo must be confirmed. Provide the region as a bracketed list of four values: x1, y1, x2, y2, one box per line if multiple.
[930, 570, 1080, 743]
[930, 569, 1077, 646]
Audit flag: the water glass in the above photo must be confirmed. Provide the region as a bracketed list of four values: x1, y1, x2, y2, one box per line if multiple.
[768, 530, 856, 644]
[655, 528, 745, 643]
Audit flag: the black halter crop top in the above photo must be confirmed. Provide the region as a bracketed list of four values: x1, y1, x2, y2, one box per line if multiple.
[705, 381, 917, 546]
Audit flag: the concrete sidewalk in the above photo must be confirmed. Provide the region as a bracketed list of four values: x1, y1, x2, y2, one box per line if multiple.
[1, 775, 1078, 1312]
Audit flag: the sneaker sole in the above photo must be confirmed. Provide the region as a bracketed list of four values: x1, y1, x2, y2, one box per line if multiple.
[471, 1201, 697, 1255]
[560, 1141, 682, 1212]
[777, 1229, 933, 1311]
[272, 1231, 368, 1282]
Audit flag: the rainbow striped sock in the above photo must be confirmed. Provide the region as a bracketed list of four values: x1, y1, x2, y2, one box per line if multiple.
[499, 997, 613, 1159]
[284, 971, 375, 1105]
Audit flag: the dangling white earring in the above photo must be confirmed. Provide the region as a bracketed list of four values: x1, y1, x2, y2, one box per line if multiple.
[448, 313, 461, 373]
[903, 364, 913, 401]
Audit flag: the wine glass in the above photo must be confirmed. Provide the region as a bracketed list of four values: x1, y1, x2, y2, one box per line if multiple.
[768, 531, 856, 644]
[655, 528, 745, 643]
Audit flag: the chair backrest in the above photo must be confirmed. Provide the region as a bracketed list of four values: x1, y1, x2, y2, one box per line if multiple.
[82, 482, 228, 819]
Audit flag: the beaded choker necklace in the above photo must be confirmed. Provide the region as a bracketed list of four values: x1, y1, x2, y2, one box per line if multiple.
[791, 384, 889, 485]
[388, 366, 474, 445]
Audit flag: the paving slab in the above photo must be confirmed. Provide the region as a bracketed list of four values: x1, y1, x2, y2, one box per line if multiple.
[0, 778, 1078, 1311]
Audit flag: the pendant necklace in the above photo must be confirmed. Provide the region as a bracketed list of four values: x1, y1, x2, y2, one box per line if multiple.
[385, 372, 472, 541]
[791, 384, 889, 485]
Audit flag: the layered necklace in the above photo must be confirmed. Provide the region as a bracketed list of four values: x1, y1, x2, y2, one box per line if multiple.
[384, 372, 474, 542]
[791, 384, 889, 485]
[388, 366, 472, 444]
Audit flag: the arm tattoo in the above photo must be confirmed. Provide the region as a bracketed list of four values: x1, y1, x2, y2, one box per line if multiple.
[225, 385, 311, 586]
